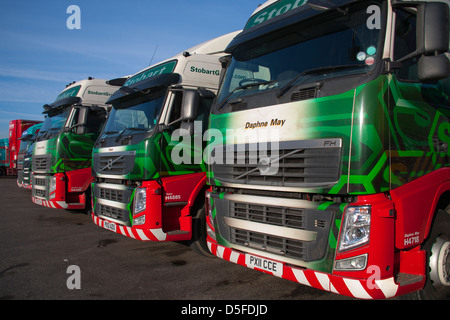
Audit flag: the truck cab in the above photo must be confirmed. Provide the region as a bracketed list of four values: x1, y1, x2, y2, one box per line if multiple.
[32, 78, 125, 210]
[206, 0, 449, 299]
[17, 123, 42, 189]
[90, 31, 239, 255]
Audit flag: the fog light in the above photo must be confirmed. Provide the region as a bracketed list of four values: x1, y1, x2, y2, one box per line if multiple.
[334, 254, 368, 271]
[134, 188, 146, 214]
[133, 215, 145, 226]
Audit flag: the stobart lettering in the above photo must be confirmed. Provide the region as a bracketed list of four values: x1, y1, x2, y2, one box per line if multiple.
[190, 66, 220, 76]
[246, 0, 308, 29]
[124, 60, 177, 86]
[87, 90, 112, 96]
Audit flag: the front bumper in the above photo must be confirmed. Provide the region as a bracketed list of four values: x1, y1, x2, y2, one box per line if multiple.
[207, 239, 421, 299]
[91, 213, 191, 241]
[31, 168, 92, 210]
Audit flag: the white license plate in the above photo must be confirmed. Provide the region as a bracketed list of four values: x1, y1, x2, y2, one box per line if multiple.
[245, 254, 283, 277]
[34, 198, 42, 205]
[103, 220, 117, 233]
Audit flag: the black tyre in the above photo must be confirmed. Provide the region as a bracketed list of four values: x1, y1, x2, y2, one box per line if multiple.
[190, 206, 215, 258]
[412, 206, 450, 299]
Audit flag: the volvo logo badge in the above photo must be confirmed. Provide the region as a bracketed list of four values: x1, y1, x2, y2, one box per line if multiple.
[100, 155, 124, 172]
[257, 157, 272, 175]
[106, 159, 113, 170]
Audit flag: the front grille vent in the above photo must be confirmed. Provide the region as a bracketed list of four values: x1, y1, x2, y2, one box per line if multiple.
[33, 155, 51, 172]
[225, 200, 334, 262]
[291, 87, 319, 101]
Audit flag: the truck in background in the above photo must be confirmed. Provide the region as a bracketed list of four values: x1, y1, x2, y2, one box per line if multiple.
[32, 77, 126, 210]
[90, 31, 239, 255]
[17, 122, 43, 189]
[206, 0, 449, 299]
[0, 138, 9, 176]
[7, 120, 43, 176]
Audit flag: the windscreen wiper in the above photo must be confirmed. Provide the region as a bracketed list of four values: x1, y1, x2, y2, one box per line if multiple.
[277, 64, 367, 98]
[218, 80, 277, 111]
[44, 127, 62, 139]
[114, 127, 148, 142]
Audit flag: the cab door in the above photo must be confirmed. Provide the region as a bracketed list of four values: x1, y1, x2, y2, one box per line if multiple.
[159, 89, 212, 176]
[388, 6, 450, 189]
[62, 106, 107, 171]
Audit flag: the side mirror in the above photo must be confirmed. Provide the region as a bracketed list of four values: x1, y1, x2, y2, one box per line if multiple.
[417, 3, 449, 55]
[417, 2, 450, 81]
[418, 54, 450, 82]
[181, 90, 200, 121]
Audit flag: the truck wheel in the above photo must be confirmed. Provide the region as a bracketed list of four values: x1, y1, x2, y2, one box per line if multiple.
[190, 206, 215, 258]
[414, 206, 450, 299]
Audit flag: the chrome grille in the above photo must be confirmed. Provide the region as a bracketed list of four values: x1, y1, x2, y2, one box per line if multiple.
[100, 188, 124, 202]
[214, 193, 334, 264]
[33, 155, 51, 172]
[98, 204, 128, 222]
[232, 202, 304, 229]
[93, 183, 133, 226]
[32, 175, 48, 198]
[232, 229, 306, 260]
[34, 188, 47, 198]
[211, 139, 341, 189]
[33, 177, 47, 187]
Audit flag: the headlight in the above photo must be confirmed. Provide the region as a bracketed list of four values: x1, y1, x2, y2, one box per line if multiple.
[134, 188, 146, 214]
[338, 205, 371, 251]
[49, 176, 56, 199]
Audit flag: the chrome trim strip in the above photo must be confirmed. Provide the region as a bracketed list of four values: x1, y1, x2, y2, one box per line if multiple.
[95, 182, 134, 191]
[220, 193, 319, 210]
[33, 175, 48, 179]
[224, 217, 317, 242]
[97, 198, 128, 209]
[215, 181, 339, 193]
[218, 138, 342, 152]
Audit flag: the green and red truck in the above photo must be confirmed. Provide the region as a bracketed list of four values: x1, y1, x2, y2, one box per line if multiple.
[32, 78, 125, 210]
[17, 122, 42, 189]
[206, 0, 449, 299]
[90, 31, 238, 255]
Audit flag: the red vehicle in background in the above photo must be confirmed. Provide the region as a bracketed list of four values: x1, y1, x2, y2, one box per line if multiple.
[7, 120, 42, 176]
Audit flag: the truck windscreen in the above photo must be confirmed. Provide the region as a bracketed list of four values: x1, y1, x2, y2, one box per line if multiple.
[216, 0, 384, 110]
[102, 87, 166, 139]
[37, 108, 71, 141]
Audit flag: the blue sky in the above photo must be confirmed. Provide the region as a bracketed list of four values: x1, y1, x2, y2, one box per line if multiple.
[0, 0, 262, 138]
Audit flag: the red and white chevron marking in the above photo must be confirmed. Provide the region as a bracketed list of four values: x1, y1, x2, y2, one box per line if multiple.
[92, 215, 167, 241]
[207, 240, 401, 300]
[32, 196, 68, 209]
